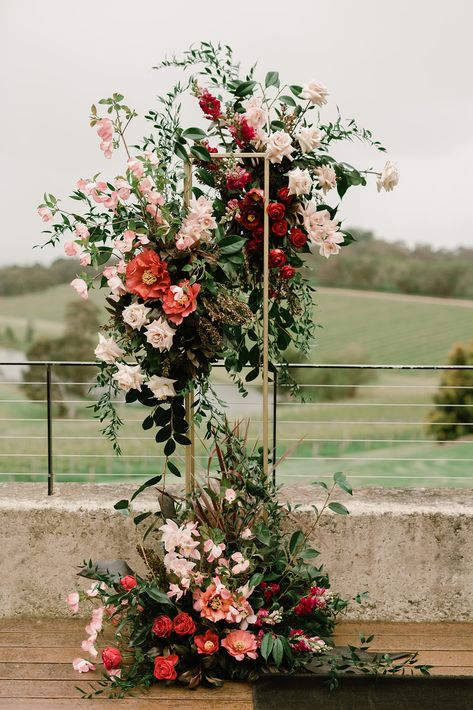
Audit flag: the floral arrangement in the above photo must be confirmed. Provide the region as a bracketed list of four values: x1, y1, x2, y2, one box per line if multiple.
[37, 42, 399, 454]
[67, 425, 427, 696]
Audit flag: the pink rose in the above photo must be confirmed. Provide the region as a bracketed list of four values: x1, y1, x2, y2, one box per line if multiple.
[66, 592, 80, 614]
[64, 241, 79, 257]
[79, 252, 91, 266]
[37, 207, 52, 222]
[74, 223, 89, 240]
[70, 278, 88, 300]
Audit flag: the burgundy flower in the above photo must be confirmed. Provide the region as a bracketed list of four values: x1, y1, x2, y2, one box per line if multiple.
[271, 220, 288, 237]
[198, 89, 221, 121]
[269, 249, 287, 268]
[152, 615, 173, 638]
[289, 228, 307, 249]
[278, 187, 293, 204]
[267, 202, 286, 221]
[280, 264, 296, 280]
[240, 207, 262, 230]
[172, 612, 196, 636]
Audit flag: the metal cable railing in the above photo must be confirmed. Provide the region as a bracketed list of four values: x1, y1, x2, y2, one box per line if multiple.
[1, 360, 473, 494]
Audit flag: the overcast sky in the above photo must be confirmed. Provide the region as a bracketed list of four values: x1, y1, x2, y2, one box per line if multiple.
[1, 0, 472, 265]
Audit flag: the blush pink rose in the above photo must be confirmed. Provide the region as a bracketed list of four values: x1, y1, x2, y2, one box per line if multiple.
[70, 278, 88, 300]
[37, 207, 52, 222]
[64, 241, 79, 257]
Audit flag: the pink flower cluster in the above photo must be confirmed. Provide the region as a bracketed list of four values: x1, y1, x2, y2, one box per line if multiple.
[96, 118, 113, 159]
[160, 519, 201, 598]
[302, 204, 344, 258]
[289, 629, 328, 654]
[293, 586, 329, 616]
[175, 196, 217, 250]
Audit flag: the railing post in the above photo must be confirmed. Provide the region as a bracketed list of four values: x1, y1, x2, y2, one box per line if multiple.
[272, 369, 278, 483]
[46, 363, 53, 496]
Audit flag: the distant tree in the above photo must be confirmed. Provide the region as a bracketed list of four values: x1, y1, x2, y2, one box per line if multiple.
[21, 300, 101, 416]
[427, 341, 473, 441]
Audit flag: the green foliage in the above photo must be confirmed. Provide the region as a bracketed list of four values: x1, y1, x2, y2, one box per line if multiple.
[427, 341, 473, 441]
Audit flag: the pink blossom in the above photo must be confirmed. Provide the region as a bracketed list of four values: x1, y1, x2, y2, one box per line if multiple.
[176, 234, 195, 251]
[146, 204, 163, 222]
[167, 583, 185, 601]
[136, 234, 150, 245]
[146, 190, 165, 206]
[72, 657, 96, 673]
[225, 488, 237, 503]
[107, 275, 126, 296]
[114, 178, 131, 201]
[70, 278, 88, 300]
[231, 552, 250, 575]
[64, 241, 79, 257]
[103, 266, 117, 280]
[37, 207, 52, 222]
[204, 539, 226, 563]
[74, 223, 90, 240]
[79, 251, 91, 267]
[221, 630, 258, 661]
[66, 592, 80, 614]
[85, 582, 103, 598]
[139, 176, 154, 194]
[114, 230, 134, 253]
[81, 638, 98, 658]
[144, 150, 160, 165]
[117, 259, 127, 274]
[241, 528, 254, 540]
[84, 624, 98, 642]
[96, 118, 113, 159]
[127, 157, 145, 178]
[102, 191, 119, 211]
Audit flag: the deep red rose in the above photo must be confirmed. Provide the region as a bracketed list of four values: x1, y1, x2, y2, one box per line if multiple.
[289, 228, 308, 249]
[120, 575, 137, 591]
[267, 202, 286, 221]
[280, 264, 296, 280]
[269, 249, 287, 268]
[161, 280, 200, 325]
[102, 647, 122, 670]
[153, 654, 179, 681]
[252, 226, 264, 241]
[198, 89, 221, 121]
[172, 612, 196, 636]
[271, 219, 288, 237]
[245, 239, 261, 255]
[277, 187, 293, 204]
[195, 630, 219, 655]
[240, 207, 261, 230]
[125, 250, 171, 301]
[152, 615, 173, 638]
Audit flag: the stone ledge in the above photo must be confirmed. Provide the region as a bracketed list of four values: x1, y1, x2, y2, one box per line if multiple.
[1, 483, 472, 621]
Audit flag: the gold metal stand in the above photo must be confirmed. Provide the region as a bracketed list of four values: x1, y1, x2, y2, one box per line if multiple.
[183, 153, 270, 491]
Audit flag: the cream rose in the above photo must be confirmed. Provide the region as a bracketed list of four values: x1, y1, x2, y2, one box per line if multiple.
[315, 165, 337, 194]
[147, 375, 177, 400]
[94, 334, 124, 364]
[112, 363, 145, 392]
[287, 167, 312, 196]
[295, 126, 322, 153]
[144, 318, 175, 351]
[301, 80, 329, 106]
[242, 97, 268, 129]
[122, 303, 150, 330]
[377, 161, 399, 192]
[265, 131, 295, 164]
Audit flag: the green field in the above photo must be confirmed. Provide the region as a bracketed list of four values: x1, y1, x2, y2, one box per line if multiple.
[1, 285, 473, 487]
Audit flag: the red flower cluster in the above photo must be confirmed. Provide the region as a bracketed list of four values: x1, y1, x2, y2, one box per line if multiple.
[198, 89, 221, 121]
[226, 167, 252, 192]
[294, 587, 328, 616]
[260, 581, 281, 603]
[229, 116, 256, 147]
[152, 613, 196, 637]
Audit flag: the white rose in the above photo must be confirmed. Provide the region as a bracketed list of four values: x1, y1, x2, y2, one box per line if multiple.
[122, 303, 150, 330]
[301, 80, 329, 106]
[377, 161, 399, 192]
[242, 96, 268, 129]
[112, 363, 145, 392]
[265, 131, 295, 164]
[148, 375, 177, 400]
[295, 126, 322, 153]
[94, 334, 124, 364]
[145, 318, 175, 351]
[315, 165, 337, 194]
[287, 167, 313, 197]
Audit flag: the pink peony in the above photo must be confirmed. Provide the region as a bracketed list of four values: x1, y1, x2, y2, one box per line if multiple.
[37, 207, 52, 222]
[221, 630, 258, 661]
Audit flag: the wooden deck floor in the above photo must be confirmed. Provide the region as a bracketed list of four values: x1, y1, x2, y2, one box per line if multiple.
[0, 619, 472, 708]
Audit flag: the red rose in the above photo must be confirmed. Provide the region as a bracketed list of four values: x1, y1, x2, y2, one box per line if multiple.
[125, 250, 170, 301]
[267, 202, 286, 221]
[172, 612, 196, 636]
[271, 220, 288, 237]
[161, 280, 200, 325]
[252, 226, 264, 241]
[269, 249, 287, 268]
[198, 89, 221, 121]
[278, 187, 293, 204]
[152, 615, 173, 638]
[289, 228, 307, 249]
[153, 654, 179, 681]
[101, 646, 122, 670]
[195, 630, 219, 655]
[280, 265, 296, 280]
[120, 575, 137, 591]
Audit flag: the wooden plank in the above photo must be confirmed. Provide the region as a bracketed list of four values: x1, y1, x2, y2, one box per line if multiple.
[336, 622, 473, 635]
[0, 619, 84, 633]
[0, 632, 112, 648]
[1, 701, 253, 710]
[0, 648, 91, 663]
[0, 679, 252, 700]
[333, 634, 473, 651]
[0, 663, 102, 680]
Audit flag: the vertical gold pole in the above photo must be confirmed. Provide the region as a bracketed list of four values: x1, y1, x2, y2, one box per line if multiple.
[183, 161, 195, 493]
[262, 158, 270, 476]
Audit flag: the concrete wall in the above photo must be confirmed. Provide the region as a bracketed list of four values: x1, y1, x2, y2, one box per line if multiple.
[1, 483, 473, 620]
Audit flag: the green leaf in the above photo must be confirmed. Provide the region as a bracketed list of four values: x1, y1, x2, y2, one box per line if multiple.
[155, 425, 172, 443]
[254, 523, 271, 546]
[167, 460, 181, 477]
[174, 142, 188, 161]
[217, 234, 247, 255]
[145, 586, 175, 606]
[261, 633, 274, 661]
[334, 471, 353, 496]
[164, 438, 176, 456]
[279, 95, 297, 107]
[233, 80, 257, 97]
[272, 637, 284, 666]
[130, 474, 162, 502]
[190, 145, 212, 162]
[328, 502, 350, 516]
[174, 433, 192, 446]
[249, 572, 264, 589]
[265, 71, 280, 88]
[196, 167, 215, 187]
[289, 85, 303, 96]
[182, 127, 207, 141]
[289, 530, 305, 555]
[134, 511, 152, 525]
[114, 499, 129, 511]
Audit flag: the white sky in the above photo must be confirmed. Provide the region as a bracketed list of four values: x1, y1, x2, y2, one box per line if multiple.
[1, 0, 472, 265]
